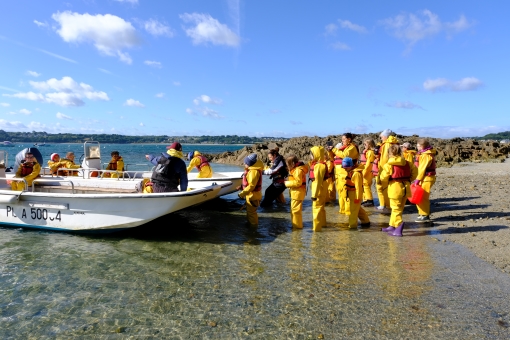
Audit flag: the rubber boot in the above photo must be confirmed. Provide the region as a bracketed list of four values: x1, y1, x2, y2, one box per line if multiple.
[381, 226, 395, 232]
[389, 222, 404, 237]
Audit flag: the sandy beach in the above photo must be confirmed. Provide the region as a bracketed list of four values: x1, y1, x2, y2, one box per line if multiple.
[424, 161, 510, 274]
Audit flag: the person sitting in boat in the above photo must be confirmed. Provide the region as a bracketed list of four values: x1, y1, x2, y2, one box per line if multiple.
[186, 151, 213, 178]
[146, 142, 188, 192]
[47, 153, 63, 175]
[59, 151, 81, 176]
[102, 150, 124, 178]
[11, 151, 41, 191]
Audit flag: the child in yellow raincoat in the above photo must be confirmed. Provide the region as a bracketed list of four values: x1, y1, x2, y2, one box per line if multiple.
[341, 157, 370, 229]
[47, 153, 63, 175]
[360, 139, 376, 207]
[238, 154, 264, 226]
[324, 148, 336, 203]
[375, 129, 399, 212]
[11, 152, 41, 191]
[379, 144, 417, 237]
[102, 151, 124, 178]
[309, 146, 328, 231]
[59, 152, 81, 176]
[414, 138, 437, 223]
[401, 142, 416, 164]
[330, 133, 359, 215]
[186, 151, 213, 178]
[284, 155, 308, 229]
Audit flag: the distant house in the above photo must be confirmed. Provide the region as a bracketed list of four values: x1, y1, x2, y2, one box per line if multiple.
[500, 139, 510, 144]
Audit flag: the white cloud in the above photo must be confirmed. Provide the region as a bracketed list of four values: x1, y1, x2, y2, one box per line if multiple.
[186, 108, 196, 115]
[155, 92, 165, 98]
[423, 77, 483, 92]
[0, 85, 18, 92]
[180, 13, 240, 47]
[0, 119, 27, 130]
[338, 19, 367, 34]
[3, 76, 110, 107]
[199, 107, 224, 119]
[173, 81, 181, 86]
[52, 11, 140, 64]
[98, 68, 113, 75]
[325, 23, 337, 36]
[330, 42, 351, 50]
[144, 19, 174, 37]
[397, 125, 508, 139]
[56, 112, 72, 120]
[381, 10, 473, 51]
[0, 102, 10, 107]
[139, 122, 144, 126]
[270, 109, 281, 114]
[193, 94, 223, 105]
[19, 109, 32, 115]
[34, 20, 48, 27]
[114, 0, 138, 3]
[290, 121, 302, 125]
[386, 101, 423, 110]
[26, 70, 41, 77]
[124, 98, 145, 107]
[144, 60, 162, 68]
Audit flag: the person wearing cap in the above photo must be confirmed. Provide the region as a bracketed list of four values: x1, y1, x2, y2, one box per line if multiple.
[186, 151, 213, 178]
[375, 129, 399, 213]
[59, 152, 81, 176]
[47, 153, 63, 175]
[401, 142, 416, 164]
[102, 151, 124, 178]
[11, 151, 41, 191]
[379, 144, 417, 236]
[309, 146, 328, 231]
[238, 153, 264, 225]
[166, 142, 185, 159]
[341, 157, 370, 229]
[146, 142, 188, 192]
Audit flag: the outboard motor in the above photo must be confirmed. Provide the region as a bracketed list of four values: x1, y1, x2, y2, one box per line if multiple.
[81, 141, 101, 178]
[13, 148, 43, 173]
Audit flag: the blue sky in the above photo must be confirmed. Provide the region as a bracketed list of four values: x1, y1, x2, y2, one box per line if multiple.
[1, 0, 508, 138]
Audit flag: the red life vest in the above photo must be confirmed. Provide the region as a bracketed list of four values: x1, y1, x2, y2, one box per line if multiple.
[414, 152, 436, 176]
[334, 144, 359, 166]
[309, 161, 329, 181]
[242, 169, 262, 192]
[360, 150, 368, 165]
[372, 147, 381, 175]
[195, 155, 210, 171]
[390, 162, 411, 182]
[21, 162, 34, 177]
[108, 157, 124, 171]
[345, 171, 357, 191]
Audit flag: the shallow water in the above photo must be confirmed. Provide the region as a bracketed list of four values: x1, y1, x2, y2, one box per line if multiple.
[1, 145, 510, 338]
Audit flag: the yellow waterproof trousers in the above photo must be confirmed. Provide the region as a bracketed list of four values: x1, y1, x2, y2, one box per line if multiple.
[312, 196, 326, 232]
[290, 199, 303, 229]
[362, 174, 374, 201]
[347, 190, 370, 229]
[246, 200, 260, 225]
[326, 178, 336, 202]
[389, 196, 407, 227]
[417, 176, 436, 216]
[335, 167, 347, 214]
[376, 180, 390, 208]
[11, 181, 26, 191]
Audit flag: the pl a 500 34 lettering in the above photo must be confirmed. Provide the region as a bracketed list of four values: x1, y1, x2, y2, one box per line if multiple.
[6, 206, 61, 222]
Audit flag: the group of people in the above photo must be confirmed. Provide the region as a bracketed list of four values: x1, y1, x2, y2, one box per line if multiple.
[237, 129, 437, 237]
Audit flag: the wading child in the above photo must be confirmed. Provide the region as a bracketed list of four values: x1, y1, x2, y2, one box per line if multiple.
[414, 138, 437, 223]
[360, 139, 376, 207]
[379, 144, 417, 236]
[330, 133, 359, 215]
[309, 146, 328, 231]
[238, 154, 264, 226]
[342, 157, 370, 229]
[324, 147, 336, 203]
[186, 151, 213, 178]
[284, 155, 308, 229]
[375, 129, 399, 213]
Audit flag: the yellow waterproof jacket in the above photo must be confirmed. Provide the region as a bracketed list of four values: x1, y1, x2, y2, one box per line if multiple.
[15, 162, 41, 186]
[285, 163, 308, 201]
[47, 160, 63, 175]
[310, 146, 327, 200]
[332, 143, 359, 166]
[59, 158, 80, 176]
[239, 159, 264, 202]
[416, 149, 437, 181]
[186, 151, 213, 178]
[379, 136, 399, 170]
[380, 156, 417, 199]
[362, 149, 375, 178]
[403, 150, 416, 164]
[103, 156, 125, 178]
[346, 164, 365, 203]
[167, 149, 185, 159]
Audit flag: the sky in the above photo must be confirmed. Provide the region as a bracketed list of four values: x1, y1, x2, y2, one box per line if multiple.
[0, 0, 509, 138]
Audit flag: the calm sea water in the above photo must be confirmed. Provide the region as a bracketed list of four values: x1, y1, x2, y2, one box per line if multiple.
[1, 144, 509, 338]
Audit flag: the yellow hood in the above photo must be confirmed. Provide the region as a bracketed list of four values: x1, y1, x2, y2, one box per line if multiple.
[310, 146, 325, 162]
[387, 156, 407, 166]
[193, 151, 202, 157]
[386, 135, 399, 144]
[421, 148, 437, 156]
[167, 149, 184, 159]
[248, 159, 264, 171]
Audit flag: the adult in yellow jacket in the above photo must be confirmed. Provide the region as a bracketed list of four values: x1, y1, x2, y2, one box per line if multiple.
[186, 151, 213, 178]
[102, 151, 124, 178]
[414, 138, 437, 223]
[341, 157, 370, 229]
[238, 154, 264, 226]
[11, 152, 41, 191]
[375, 129, 399, 211]
[47, 153, 63, 175]
[401, 142, 417, 164]
[330, 133, 359, 214]
[309, 146, 328, 231]
[59, 152, 81, 176]
[360, 139, 376, 207]
[284, 155, 308, 229]
[379, 145, 418, 237]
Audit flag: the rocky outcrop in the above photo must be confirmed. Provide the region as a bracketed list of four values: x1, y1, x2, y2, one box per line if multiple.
[206, 134, 510, 167]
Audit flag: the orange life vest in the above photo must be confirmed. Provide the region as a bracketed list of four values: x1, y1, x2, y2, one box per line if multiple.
[242, 169, 262, 192]
[371, 145, 381, 175]
[309, 161, 329, 181]
[414, 151, 436, 176]
[345, 171, 357, 191]
[195, 155, 210, 171]
[360, 149, 368, 165]
[390, 162, 411, 182]
[108, 156, 124, 171]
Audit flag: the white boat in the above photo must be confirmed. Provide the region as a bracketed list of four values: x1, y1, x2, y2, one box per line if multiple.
[0, 179, 228, 233]
[1, 141, 14, 147]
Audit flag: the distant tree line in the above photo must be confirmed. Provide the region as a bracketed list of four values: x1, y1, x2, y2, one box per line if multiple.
[476, 131, 510, 141]
[0, 130, 288, 144]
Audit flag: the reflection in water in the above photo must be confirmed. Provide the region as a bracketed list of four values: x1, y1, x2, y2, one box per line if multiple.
[0, 198, 509, 338]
